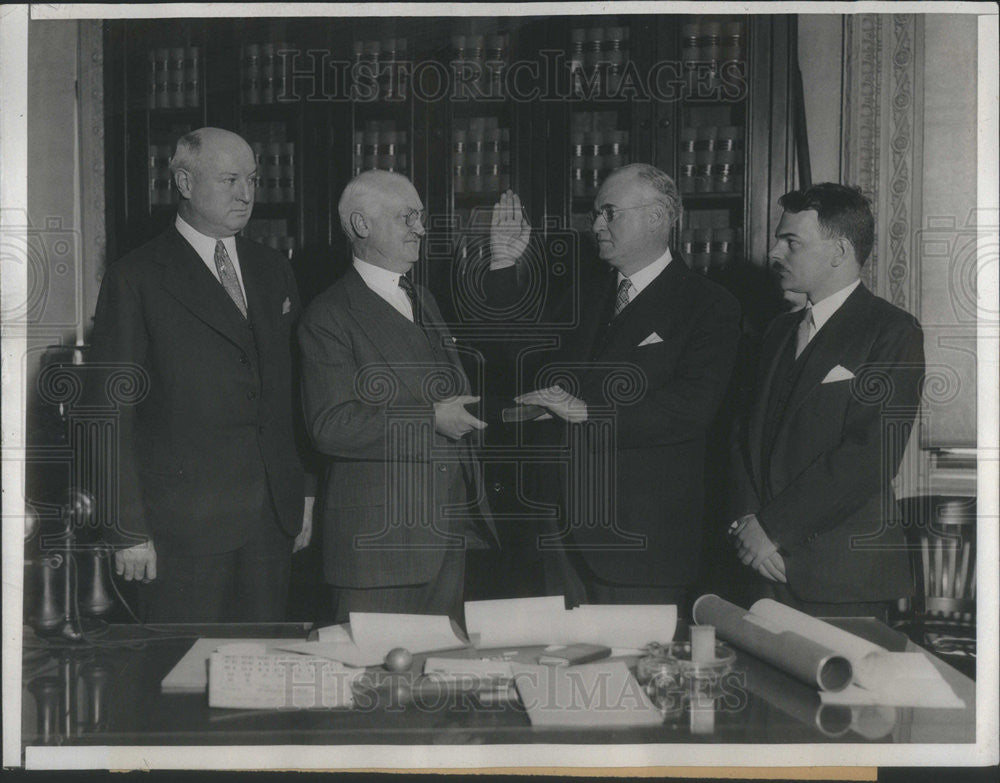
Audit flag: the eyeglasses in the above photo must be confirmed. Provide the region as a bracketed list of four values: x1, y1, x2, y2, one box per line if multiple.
[218, 175, 260, 189]
[589, 203, 661, 224]
[401, 208, 427, 228]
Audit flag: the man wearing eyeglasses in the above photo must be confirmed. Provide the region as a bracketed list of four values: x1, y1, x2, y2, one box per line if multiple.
[299, 169, 497, 621]
[87, 127, 313, 622]
[499, 163, 741, 610]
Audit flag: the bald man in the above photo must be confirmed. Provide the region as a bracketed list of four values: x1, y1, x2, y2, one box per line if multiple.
[298, 170, 496, 621]
[88, 127, 313, 622]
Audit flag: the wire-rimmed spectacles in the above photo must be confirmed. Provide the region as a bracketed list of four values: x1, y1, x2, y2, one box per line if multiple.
[589, 203, 660, 224]
[401, 208, 427, 228]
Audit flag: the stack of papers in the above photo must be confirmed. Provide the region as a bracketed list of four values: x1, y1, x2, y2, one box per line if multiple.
[274, 612, 468, 667]
[464, 596, 676, 652]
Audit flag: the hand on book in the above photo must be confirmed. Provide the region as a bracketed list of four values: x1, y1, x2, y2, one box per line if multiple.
[515, 385, 587, 423]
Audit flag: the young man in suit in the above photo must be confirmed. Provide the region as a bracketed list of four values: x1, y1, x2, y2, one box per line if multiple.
[728, 183, 925, 619]
[298, 170, 496, 622]
[508, 164, 742, 608]
[88, 127, 313, 622]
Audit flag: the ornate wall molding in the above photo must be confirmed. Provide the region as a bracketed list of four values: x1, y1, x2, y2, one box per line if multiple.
[78, 19, 105, 336]
[841, 14, 924, 316]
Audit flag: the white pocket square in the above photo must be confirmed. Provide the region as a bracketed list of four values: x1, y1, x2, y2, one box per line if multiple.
[822, 364, 855, 383]
[282, 297, 291, 315]
[638, 332, 663, 347]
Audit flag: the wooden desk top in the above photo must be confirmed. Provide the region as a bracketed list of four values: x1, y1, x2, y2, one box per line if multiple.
[20, 619, 975, 748]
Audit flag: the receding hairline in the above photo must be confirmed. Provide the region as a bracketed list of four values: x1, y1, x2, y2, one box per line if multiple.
[600, 163, 682, 225]
[170, 128, 254, 175]
[338, 170, 419, 232]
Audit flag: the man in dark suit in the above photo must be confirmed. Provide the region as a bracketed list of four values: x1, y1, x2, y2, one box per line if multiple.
[88, 127, 312, 622]
[728, 183, 924, 619]
[508, 164, 742, 608]
[298, 170, 496, 622]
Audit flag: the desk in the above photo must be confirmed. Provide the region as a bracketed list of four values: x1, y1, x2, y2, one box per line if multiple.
[21, 619, 975, 749]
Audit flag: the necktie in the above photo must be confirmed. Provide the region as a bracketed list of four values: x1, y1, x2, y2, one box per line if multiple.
[397, 274, 422, 326]
[794, 304, 814, 359]
[214, 240, 247, 318]
[614, 277, 633, 317]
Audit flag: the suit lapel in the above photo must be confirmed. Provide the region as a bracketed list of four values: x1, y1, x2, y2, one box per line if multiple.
[238, 239, 278, 359]
[779, 284, 873, 431]
[749, 315, 796, 488]
[595, 258, 689, 359]
[343, 269, 463, 403]
[159, 228, 255, 355]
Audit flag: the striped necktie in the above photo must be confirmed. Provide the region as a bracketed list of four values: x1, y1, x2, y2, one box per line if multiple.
[614, 277, 633, 317]
[214, 240, 247, 318]
[397, 274, 423, 326]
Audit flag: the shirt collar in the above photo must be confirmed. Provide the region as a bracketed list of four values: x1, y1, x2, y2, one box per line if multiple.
[618, 247, 672, 297]
[353, 256, 403, 291]
[809, 279, 861, 332]
[175, 214, 238, 265]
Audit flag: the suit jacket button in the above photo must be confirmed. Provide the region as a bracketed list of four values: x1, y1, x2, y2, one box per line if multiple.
[247, 390, 257, 400]
[240, 354, 249, 365]
[437, 464, 447, 472]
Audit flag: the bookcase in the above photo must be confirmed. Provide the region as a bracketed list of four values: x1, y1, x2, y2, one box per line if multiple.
[99, 12, 801, 610]
[104, 14, 799, 311]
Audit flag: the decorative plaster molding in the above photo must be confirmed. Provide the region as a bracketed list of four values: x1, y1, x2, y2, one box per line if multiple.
[841, 14, 923, 315]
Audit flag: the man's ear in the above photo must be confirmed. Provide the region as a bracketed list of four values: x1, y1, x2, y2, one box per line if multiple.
[174, 169, 192, 199]
[831, 236, 853, 268]
[646, 203, 667, 231]
[349, 211, 370, 239]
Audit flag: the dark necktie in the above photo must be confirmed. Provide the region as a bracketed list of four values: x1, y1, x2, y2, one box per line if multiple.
[397, 274, 423, 326]
[214, 240, 247, 318]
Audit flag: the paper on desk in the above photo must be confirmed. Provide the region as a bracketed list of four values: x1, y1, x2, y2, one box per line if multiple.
[510, 660, 662, 727]
[423, 656, 514, 679]
[568, 604, 677, 649]
[465, 595, 571, 648]
[316, 623, 353, 644]
[273, 640, 384, 668]
[751, 599, 887, 661]
[161, 638, 291, 692]
[464, 596, 677, 650]
[279, 613, 467, 667]
[350, 612, 467, 658]
[819, 652, 965, 709]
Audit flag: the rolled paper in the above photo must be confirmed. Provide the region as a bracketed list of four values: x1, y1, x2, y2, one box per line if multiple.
[692, 594, 853, 692]
[690, 624, 716, 663]
[740, 648, 853, 738]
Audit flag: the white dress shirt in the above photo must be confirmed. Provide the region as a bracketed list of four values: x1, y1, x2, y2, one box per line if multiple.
[353, 257, 415, 322]
[802, 279, 862, 346]
[617, 247, 672, 302]
[174, 215, 246, 295]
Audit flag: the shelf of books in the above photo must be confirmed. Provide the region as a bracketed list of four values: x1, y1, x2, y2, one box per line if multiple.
[676, 15, 748, 272]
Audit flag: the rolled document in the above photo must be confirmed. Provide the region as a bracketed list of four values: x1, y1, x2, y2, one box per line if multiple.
[748, 599, 887, 688]
[692, 594, 853, 692]
[740, 648, 853, 738]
